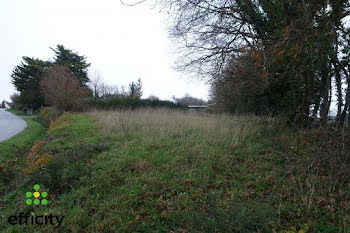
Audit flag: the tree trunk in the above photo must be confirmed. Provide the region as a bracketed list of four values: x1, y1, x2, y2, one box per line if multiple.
[335, 69, 343, 120]
[332, 35, 343, 122]
[338, 76, 350, 129]
[320, 63, 331, 125]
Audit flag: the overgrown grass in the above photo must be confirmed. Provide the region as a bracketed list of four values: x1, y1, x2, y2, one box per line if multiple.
[0, 109, 349, 232]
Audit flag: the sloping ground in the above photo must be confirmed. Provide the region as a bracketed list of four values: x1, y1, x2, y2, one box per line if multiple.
[0, 110, 349, 232]
[0, 117, 45, 163]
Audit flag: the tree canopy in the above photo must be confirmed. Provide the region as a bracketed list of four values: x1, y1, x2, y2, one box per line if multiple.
[11, 45, 91, 110]
[11, 57, 50, 109]
[162, 0, 350, 127]
[51, 45, 91, 86]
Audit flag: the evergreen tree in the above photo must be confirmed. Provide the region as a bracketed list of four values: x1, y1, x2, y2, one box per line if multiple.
[11, 57, 50, 109]
[51, 44, 91, 86]
[11, 45, 91, 110]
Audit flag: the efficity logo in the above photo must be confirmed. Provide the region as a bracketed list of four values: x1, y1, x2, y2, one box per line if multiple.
[8, 184, 65, 228]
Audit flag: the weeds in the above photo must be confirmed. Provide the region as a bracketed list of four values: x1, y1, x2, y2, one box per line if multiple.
[1, 109, 349, 232]
[36, 107, 60, 127]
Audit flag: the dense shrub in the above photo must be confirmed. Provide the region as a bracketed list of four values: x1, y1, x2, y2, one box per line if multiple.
[36, 107, 60, 127]
[41, 65, 83, 112]
[82, 97, 186, 110]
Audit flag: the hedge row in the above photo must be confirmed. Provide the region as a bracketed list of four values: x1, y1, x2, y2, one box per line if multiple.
[81, 97, 187, 110]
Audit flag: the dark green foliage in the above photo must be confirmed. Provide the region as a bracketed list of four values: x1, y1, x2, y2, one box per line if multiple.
[82, 97, 186, 110]
[11, 57, 50, 109]
[51, 44, 91, 86]
[11, 45, 91, 110]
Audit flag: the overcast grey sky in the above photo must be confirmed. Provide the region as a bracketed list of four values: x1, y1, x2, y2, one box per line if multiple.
[0, 0, 209, 102]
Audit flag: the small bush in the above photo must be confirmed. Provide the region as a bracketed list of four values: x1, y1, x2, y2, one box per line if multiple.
[36, 107, 60, 127]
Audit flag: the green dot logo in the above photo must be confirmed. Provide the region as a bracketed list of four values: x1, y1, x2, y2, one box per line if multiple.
[25, 184, 48, 206]
[34, 184, 40, 191]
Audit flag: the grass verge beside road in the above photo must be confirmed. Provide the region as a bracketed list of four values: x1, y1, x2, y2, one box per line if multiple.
[6, 108, 38, 117]
[0, 118, 45, 163]
[0, 109, 349, 232]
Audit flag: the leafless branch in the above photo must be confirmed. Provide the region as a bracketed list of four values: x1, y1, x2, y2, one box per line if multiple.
[119, 0, 148, 6]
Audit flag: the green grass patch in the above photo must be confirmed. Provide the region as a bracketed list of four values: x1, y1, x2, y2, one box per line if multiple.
[6, 108, 38, 116]
[0, 118, 45, 163]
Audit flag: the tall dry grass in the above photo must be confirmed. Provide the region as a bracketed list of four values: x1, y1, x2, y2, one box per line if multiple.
[89, 108, 274, 149]
[79, 109, 350, 232]
[84, 108, 288, 232]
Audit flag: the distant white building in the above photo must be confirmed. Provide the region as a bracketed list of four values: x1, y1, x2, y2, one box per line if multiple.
[1, 101, 11, 109]
[188, 104, 215, 110]
[188, 105, 209, 109]
[188, 105, 212, 112]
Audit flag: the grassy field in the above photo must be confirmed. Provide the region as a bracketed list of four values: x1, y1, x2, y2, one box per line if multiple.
[0, 109, 349, 232]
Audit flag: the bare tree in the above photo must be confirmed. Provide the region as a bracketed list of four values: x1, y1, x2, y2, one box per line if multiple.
[128, 78, 143, 99]
[159, 0, 257, 78]
[160, 0, 350, 127]
[89, 71, 121, 98]
[89, 70, 102, 98]
[119, 0, 157, 8]
[100, 83, 119, 98]
[119, 85, 128, 97]
[41, 65, 81, 112]
[120, 0, 350, 127]
[120, 0, 148, 6]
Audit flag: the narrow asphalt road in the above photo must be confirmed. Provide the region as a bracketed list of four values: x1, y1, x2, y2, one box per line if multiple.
[0, 109, 27, 143]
